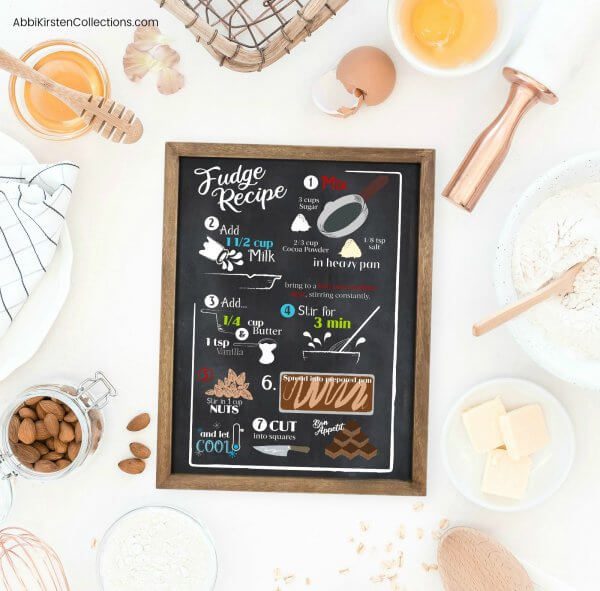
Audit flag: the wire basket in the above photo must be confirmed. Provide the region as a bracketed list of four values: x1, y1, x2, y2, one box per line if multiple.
[155, 0, 349, 72]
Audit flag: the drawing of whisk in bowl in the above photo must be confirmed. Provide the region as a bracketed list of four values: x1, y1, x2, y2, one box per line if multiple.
[301, 306, 380, 365]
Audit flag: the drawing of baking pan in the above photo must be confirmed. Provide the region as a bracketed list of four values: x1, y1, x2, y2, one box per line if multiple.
[204, 273, 282, 290]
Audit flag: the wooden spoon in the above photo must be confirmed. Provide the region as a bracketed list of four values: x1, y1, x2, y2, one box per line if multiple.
[473, 260, 587, 337]
[438, 527, 534, 591]
[0, 47, 143, 144]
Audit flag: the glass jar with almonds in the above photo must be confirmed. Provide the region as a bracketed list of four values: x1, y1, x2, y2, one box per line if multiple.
[0, 372, 117, 519]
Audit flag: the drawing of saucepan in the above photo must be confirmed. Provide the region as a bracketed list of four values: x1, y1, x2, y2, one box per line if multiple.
[317, 175, 389, 239]
[205, 273, 282, 290]
[200, 308, 235, 333]
[234, 338, 277, 365]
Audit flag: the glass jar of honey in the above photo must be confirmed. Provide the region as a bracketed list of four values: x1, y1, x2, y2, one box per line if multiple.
[8, 39, 111, 140]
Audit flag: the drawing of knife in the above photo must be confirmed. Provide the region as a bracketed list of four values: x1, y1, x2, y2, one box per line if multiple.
[253, 445, 310, 457]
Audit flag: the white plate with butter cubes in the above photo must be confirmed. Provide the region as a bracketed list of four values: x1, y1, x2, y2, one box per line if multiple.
[442, 378, 575, 512]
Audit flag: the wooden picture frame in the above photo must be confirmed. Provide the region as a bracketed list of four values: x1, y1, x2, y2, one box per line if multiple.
[157, 143, 434, 495]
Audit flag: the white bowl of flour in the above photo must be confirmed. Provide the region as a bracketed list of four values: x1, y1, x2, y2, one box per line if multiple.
[496, 152, 600, 390]
[97, 506, 218, 591]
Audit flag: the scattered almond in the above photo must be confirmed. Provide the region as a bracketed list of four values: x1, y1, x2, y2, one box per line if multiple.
[127, 413, 150, 432]
[130, 442, 151, 460]
[17, 418, 36, 445]
[118, 458, 146, 474]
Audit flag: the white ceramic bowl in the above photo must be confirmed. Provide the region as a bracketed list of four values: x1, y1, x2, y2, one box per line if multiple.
[495, 152, 600, 390]
[442, 378, 575, 512]
[387, 0, 516, 77]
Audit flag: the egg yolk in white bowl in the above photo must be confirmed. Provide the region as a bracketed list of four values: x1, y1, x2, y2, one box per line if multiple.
[399, 0, 498, 69]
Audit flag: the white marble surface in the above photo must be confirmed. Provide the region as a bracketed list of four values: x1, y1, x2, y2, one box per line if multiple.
[0, 0, 598, 589]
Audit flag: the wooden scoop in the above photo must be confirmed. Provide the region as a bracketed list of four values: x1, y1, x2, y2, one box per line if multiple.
[473, 260, 587, 337]
[0, 47, 143, 144]
[438, 527, 534, 591]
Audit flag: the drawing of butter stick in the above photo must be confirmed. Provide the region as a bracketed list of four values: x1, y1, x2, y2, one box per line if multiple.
[199, 236, 243, 271]
[254, 445, 310, 457]
[234, 338, 277, 365]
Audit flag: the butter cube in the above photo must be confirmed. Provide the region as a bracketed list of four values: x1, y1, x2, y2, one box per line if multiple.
[481, 449, 532, 500]
[499, 404, 550, 460]
[462, 397, 506, 453]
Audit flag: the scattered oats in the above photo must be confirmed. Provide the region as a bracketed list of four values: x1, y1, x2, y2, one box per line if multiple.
[422, 563, 439, 572]
[356, 542, 365, 555]
[348, 536, 355, 543]
[382, 560, 396, 570]
[412, 501, 424, 512]
[385, 542, 393, 552]
[432, 529, 443, 540]
[305, 578, 311, 585]
[370, 574, 386, 583]
[360, 521, 370, 532]
[274, 568, 282, 580]
[284, 575, 296, 584]
[397, 525, 406, 540]
[90, 538, 97, 549]
[439, 518, 449, 530]
[385, 573, 398, 581]
[416, 528, 424, 539]
[339, 568, 350, 575]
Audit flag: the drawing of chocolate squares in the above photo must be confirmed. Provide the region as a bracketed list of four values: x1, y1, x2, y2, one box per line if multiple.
[325, 420, 378, 461]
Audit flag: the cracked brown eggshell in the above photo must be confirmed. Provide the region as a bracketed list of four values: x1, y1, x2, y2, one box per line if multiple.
[336, 46, 396, 106]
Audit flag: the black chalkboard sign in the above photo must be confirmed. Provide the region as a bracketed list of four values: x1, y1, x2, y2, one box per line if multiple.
[158, 143, 433, 495]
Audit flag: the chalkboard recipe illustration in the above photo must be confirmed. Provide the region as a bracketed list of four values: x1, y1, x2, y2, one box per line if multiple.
[158, 144, 434, 495]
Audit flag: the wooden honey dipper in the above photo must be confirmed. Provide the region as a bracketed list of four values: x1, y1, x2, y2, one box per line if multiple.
[0, 46, 143, 144]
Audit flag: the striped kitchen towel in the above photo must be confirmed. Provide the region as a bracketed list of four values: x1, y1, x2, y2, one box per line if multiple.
[0, 162, 78, 338]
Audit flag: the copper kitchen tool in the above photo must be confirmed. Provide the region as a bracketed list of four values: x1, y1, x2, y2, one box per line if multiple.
[443, 0, 600, 211]
[438, 527, 533, 591]
[0, 46, 143, 144]
[473, 260, 587, 337]
[0, 528, 70, 590]
[443, 69, 557, 212]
